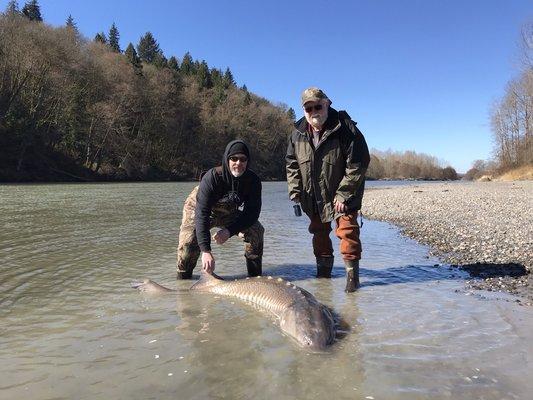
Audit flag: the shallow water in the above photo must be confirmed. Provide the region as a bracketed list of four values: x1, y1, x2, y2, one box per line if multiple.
[1, 182, 531, 400]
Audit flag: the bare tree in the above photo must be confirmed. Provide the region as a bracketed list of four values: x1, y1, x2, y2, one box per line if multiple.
[519, 20, 533, 71]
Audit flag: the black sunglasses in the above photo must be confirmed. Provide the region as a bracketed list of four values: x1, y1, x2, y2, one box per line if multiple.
[229, 156, 248, 162]
[304, 104, 323, 113]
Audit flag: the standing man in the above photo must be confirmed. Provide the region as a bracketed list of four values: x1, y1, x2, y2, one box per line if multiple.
[286, 87, 370, 292]
[176, 140, 264, 279]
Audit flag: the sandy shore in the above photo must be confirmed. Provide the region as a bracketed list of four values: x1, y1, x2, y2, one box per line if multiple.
[363, 181, 532, 304]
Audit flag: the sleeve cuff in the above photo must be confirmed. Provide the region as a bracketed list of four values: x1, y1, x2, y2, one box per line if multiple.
[226, 225, 238, 237]
[199, 244, 211, 252]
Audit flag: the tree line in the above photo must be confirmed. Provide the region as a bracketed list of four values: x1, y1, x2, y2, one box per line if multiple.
[0, 1, 458, 182]
[490, 69, 532, 171]
[367, 149, 457, 180]
[467, 23, 532, 180]
[0, 2, 294, 181]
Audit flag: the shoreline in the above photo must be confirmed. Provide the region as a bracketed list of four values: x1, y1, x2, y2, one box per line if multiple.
[362, 181, 532, 304]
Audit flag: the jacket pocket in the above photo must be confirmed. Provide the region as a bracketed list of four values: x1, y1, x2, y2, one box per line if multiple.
[297, 155, 312, 193]
[322, 153, 343, 198]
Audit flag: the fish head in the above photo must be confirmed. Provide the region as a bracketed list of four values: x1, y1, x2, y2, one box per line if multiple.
[280, 302, 336, 351]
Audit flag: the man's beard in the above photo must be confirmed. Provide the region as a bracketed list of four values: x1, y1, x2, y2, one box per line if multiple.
[231, 170, 244, 178]
[311, 114, 326, 127]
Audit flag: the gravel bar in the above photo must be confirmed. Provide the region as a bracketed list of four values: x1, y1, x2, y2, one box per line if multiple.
[363, 181, 532, 304]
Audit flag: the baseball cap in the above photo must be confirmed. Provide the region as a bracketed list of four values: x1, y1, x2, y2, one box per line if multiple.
[301, 87, 330, 106]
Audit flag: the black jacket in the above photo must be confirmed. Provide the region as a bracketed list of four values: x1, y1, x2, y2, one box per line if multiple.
[195, 140, 262, 252]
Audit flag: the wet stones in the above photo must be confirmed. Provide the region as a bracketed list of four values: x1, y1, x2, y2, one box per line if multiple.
[363, 182, 533, 303]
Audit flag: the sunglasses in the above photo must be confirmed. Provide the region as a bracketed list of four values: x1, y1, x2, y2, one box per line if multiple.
[304, 104, 323, 113]
[229, 156, 248, 162]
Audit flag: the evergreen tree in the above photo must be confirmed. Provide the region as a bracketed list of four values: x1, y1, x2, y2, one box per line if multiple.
[66, 14, 75, 28]
[167, 56, 180, 71]
[196, 60, 213, 89]
[21, 0, 42, 21]
[212, 85, 227, 106]
[125, 43, 142, 71]
[64, 14, 80, 44]
[223, 67, 235, 88]
[193, 60, 201, 73]
[242, 85, 251, 105]
[287, 107, 296, 121]
[94, 32, 107, 44]
[167, 56, 182, 87]
[152, 53, 168, 68]
[5, 1, 20, 16]
[108, 22, 121, 53]
[243, 91, 252, 105]
[65, 14, 77, 31]
[210, 68, 223, 88]
[137, 32, 162, 63]
[180, 52, 193, 74]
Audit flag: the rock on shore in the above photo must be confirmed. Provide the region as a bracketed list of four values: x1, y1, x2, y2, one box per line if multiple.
[363, 181, 532, 303]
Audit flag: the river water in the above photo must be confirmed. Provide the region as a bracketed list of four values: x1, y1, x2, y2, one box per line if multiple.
[1, 182, 531, 400]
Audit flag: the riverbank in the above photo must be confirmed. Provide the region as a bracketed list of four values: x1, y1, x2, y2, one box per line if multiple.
[490, 165, 533, 181]
[363, 181, 532, 304]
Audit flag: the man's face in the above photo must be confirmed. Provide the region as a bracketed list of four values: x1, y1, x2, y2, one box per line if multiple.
[303, 99, 328, 130]
[228, 153, 248, 177]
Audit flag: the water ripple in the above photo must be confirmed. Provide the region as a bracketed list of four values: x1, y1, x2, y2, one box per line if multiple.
[0, 182, 532, 400]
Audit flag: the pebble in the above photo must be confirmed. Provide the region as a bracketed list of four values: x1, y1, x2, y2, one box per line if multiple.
[364, 182, 532, 302]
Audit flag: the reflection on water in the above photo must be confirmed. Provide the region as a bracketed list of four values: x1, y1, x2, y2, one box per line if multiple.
[0, 182, 532, 400]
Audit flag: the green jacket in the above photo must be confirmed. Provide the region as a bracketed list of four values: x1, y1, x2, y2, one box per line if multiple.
[286, 108, 370, 222]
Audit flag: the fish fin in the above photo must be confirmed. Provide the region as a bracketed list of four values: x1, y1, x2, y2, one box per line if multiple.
[190, 270, 223, 291]
[211, 271, 224, 280]
[334, 314, 351, 338]
[132, 279, 175, 293]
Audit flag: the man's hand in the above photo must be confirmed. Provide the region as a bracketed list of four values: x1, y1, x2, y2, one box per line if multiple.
[213, 228, 231, 245]
[334, 199, 347, 213]
[201, 251, 215, 273]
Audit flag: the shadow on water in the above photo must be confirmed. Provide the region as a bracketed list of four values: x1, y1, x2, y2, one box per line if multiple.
[262, 263, 467, 288]
[184, 263, 464, 286]
[452, 262, 528, 278]
[450, 262, 531, 301]
[256, 262, 529, 288]
[179, 262, 530, 301]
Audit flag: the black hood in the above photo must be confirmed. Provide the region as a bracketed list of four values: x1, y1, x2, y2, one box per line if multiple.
[222, 139, 251, 184]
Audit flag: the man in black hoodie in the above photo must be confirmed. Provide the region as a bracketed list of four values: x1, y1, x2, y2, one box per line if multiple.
[176, 140, 264, 279]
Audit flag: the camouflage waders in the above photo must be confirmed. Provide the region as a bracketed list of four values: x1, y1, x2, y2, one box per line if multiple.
[176, 186, 264, 279]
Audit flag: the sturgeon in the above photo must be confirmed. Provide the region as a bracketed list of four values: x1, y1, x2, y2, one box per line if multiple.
[134, 273, 337, 351]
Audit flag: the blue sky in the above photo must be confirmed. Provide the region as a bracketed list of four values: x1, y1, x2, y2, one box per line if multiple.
[4, 0, 531, 172]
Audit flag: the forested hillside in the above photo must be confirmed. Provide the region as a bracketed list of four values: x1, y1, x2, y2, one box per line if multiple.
[0, 7, 293, 182]
[0, 2, 459, 182]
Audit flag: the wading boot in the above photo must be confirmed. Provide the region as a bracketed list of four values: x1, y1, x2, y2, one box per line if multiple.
[316, 256, 334, 278]
[344, 260, 360, 293]
[246, 257, 262, 277]
[176, 268, 193, 280]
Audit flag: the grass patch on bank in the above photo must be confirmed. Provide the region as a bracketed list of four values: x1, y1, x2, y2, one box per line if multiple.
[494, 165, 533, 181]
